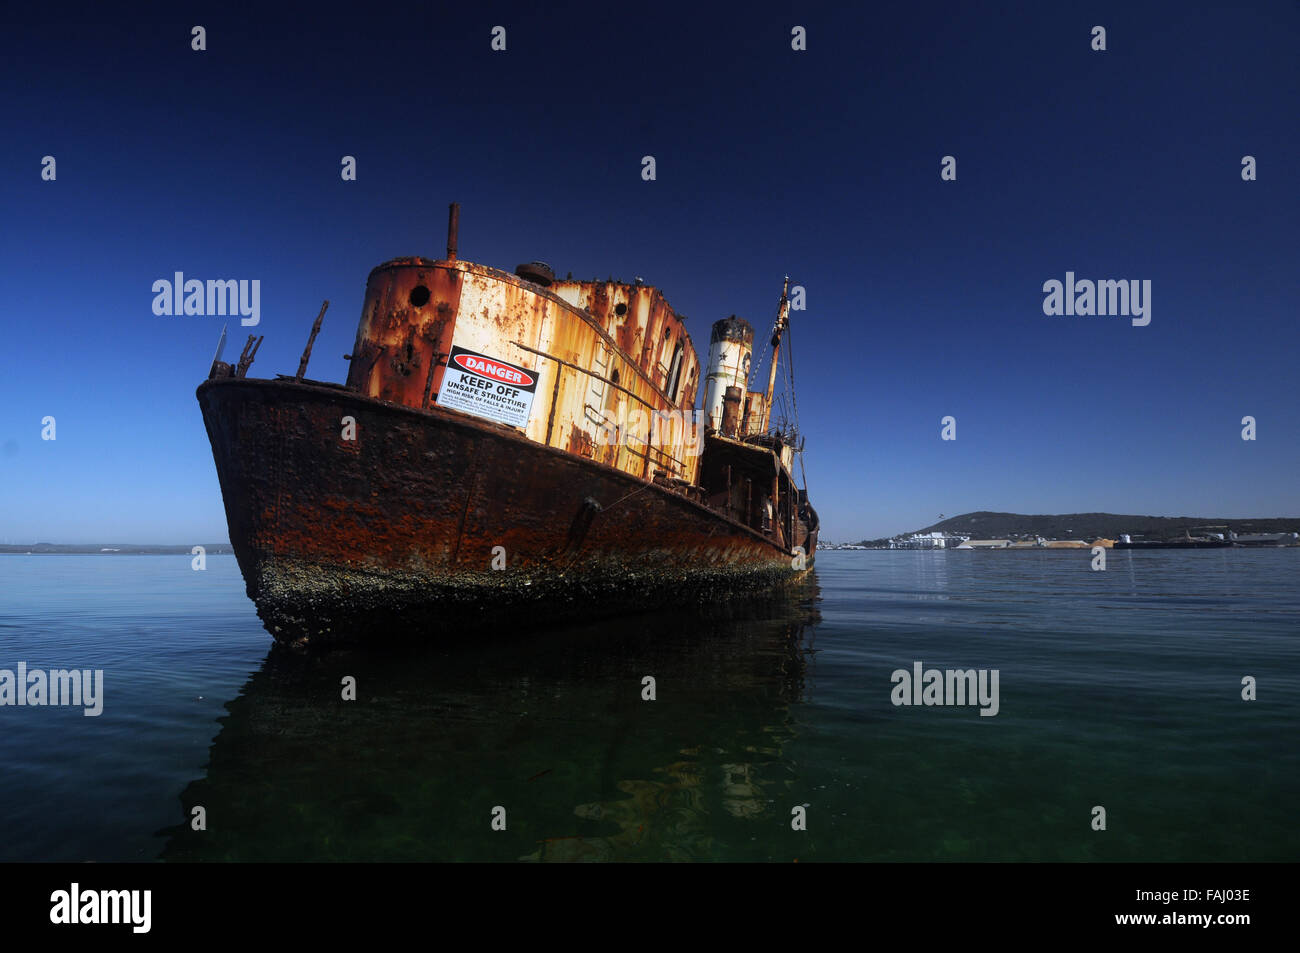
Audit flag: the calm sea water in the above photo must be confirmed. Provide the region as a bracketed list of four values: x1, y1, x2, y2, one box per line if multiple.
[0, 550, 1295, 862]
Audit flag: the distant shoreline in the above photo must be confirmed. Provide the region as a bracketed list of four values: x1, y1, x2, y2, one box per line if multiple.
[821, 544, 1300, 551]
[847, 511, 1300, 549]
[0, 544, 233, 555]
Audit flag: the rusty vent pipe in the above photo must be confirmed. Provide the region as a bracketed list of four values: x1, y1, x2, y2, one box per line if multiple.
[446, 203, 460, 261]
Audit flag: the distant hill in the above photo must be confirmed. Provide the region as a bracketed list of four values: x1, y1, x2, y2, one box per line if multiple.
[864, 512, 1300, 544]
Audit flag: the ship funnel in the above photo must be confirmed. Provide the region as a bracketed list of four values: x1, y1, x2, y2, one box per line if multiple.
[704, 316, 753, 433]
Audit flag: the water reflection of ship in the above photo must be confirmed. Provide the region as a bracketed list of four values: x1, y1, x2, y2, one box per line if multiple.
[159, 578, 821, 862]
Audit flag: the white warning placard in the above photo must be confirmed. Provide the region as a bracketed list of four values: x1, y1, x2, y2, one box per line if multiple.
[436, 345, 538, 428]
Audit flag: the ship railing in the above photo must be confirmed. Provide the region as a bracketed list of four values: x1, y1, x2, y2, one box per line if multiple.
[511, 340, 695, 479]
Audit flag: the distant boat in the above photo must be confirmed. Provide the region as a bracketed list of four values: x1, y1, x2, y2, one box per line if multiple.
[1230, 533, 1299, 547]
[1114, 536, 1231, 549]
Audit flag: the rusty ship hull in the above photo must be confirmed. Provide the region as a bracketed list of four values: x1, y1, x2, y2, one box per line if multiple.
[199, 205, 817, 647]
[199, 377, 808, 645]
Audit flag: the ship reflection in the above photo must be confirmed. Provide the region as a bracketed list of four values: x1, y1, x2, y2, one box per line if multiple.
[160, 576, 822, 862]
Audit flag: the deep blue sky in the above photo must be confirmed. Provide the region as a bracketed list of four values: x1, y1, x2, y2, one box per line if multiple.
[1, 2, 1296, 543]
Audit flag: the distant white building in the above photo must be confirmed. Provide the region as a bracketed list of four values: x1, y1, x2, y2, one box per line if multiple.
[891, 532, 949, 550]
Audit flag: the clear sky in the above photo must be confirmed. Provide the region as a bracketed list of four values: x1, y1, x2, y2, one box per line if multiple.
[1, 2, 1296, 544]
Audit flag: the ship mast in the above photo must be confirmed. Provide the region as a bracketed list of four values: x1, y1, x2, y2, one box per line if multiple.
[760, 276, 791, 434]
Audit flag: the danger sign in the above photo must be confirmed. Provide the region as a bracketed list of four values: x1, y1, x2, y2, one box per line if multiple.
[436, 345, 538, 428]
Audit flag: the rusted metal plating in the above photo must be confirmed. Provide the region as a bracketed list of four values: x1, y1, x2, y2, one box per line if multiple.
[344, 256, 703, 485]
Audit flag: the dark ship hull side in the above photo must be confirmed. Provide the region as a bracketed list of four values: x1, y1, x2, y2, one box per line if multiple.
[198, 377, 812, 647]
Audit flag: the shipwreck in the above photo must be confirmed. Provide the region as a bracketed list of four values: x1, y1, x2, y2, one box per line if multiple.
[198, 204, 818, 647]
